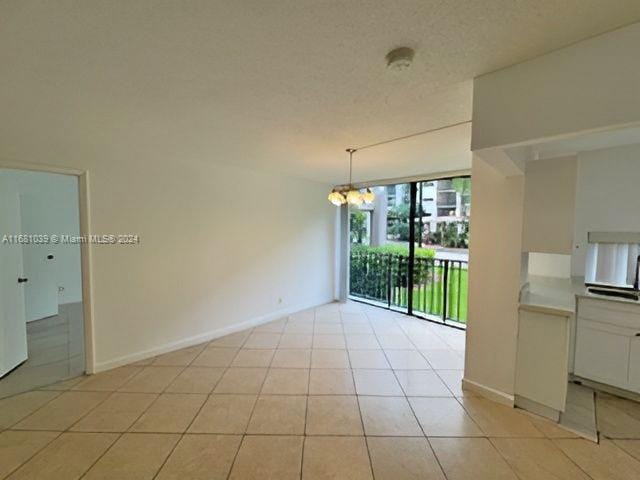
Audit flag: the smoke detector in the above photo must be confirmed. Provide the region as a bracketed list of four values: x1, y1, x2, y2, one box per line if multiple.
[386, 47, 414, 71]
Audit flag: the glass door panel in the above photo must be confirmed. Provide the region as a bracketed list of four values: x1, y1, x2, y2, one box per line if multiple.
[411, 178, 469, 325]
[349, 183, 411, 313]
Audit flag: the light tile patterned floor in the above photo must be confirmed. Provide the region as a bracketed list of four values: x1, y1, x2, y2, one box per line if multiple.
[1, 301, 639, 479]
[0, 303, 85, 399]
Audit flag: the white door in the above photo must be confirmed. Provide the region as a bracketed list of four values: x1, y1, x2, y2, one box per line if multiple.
[0, 174, 28, 377]
[20, 194, 58, 321]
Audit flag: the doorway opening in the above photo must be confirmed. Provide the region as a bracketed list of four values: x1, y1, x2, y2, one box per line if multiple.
[348, 176, 470, 328]
[1, 168, 88, 398]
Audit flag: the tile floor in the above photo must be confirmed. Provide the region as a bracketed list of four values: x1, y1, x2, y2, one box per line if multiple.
[560, 381, 640, 442]
[560, 383, 598, 441]
[597, 390, 640, 440]
[0, 302, 85, 399]
[1, 301, 640, 479]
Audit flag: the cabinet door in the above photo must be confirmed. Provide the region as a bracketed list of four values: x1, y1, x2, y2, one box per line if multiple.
[574, 323, 630, 389]
[516, 309, 570, 411]
[629, 336, 640, 393]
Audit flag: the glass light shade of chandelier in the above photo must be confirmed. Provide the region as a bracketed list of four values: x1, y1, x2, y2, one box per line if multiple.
[362, 188, 375, 204]
[328, 148, 375, 206]
[328, 189, 346, 206]
[346, 189, 364, 205]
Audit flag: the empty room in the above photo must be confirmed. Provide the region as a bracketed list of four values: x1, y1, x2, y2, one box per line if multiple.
[1, 1, 640, 479]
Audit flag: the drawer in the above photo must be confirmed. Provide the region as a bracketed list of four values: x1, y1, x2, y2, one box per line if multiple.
[578, 297, 640, 330]
[574, 321, 631, 390]
[577, 318, 638, 337]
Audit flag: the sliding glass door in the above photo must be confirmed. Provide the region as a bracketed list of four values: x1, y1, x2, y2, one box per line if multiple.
[349, 176, 470, 326]
[349, 183, 412, 313]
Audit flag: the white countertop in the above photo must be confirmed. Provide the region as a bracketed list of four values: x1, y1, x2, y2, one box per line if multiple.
[519, 276, 584, 316]
[519, 275, 639, 315]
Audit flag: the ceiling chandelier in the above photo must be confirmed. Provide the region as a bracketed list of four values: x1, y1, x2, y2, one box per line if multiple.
[328, 148, 375, 206]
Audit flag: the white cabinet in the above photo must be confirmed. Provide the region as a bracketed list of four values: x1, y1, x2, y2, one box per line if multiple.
[574, 297, 640, 394]
[574, 321, 631, 388]
[515, 308, 571, 419]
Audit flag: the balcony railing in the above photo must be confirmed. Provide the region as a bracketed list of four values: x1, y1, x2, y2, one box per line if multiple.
[349, 250, 468, 324]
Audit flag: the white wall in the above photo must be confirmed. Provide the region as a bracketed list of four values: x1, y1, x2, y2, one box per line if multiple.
[464, 154, 525, 397]
[2, 155, 336, 371]
[472, 22, 640, 151]
[2, 169, 82, 305]
[528, 253, 572, 279]
[572, 143, 640, 277]
[92, 162, 335, 370]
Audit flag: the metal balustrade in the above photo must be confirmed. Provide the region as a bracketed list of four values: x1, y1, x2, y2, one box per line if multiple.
[349, 250, 468, 324]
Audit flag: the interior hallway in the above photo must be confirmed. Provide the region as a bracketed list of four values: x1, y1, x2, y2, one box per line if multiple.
[0, 301, 639, 479]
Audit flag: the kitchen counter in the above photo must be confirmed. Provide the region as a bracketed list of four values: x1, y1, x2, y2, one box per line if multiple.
[519, 275, 584, 316]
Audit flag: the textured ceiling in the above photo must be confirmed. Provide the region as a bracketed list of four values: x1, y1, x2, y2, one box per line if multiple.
[1, 1, 639, 184]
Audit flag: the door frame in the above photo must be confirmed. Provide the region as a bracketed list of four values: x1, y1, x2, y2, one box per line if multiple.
[0, 160, 96, 373]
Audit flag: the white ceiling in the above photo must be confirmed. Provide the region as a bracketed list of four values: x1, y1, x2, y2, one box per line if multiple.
[1, 1, 639, 184]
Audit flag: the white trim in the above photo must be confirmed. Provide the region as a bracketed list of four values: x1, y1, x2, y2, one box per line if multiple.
[78, 172, 95, 374]
[462, 378, 515, 407]
[91, 303, 320, 373]
[0, 159, 84, 176]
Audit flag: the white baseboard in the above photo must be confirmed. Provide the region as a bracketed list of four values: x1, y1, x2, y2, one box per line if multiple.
[462, 378, 515, 407]
[91, 302, 323, 373]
